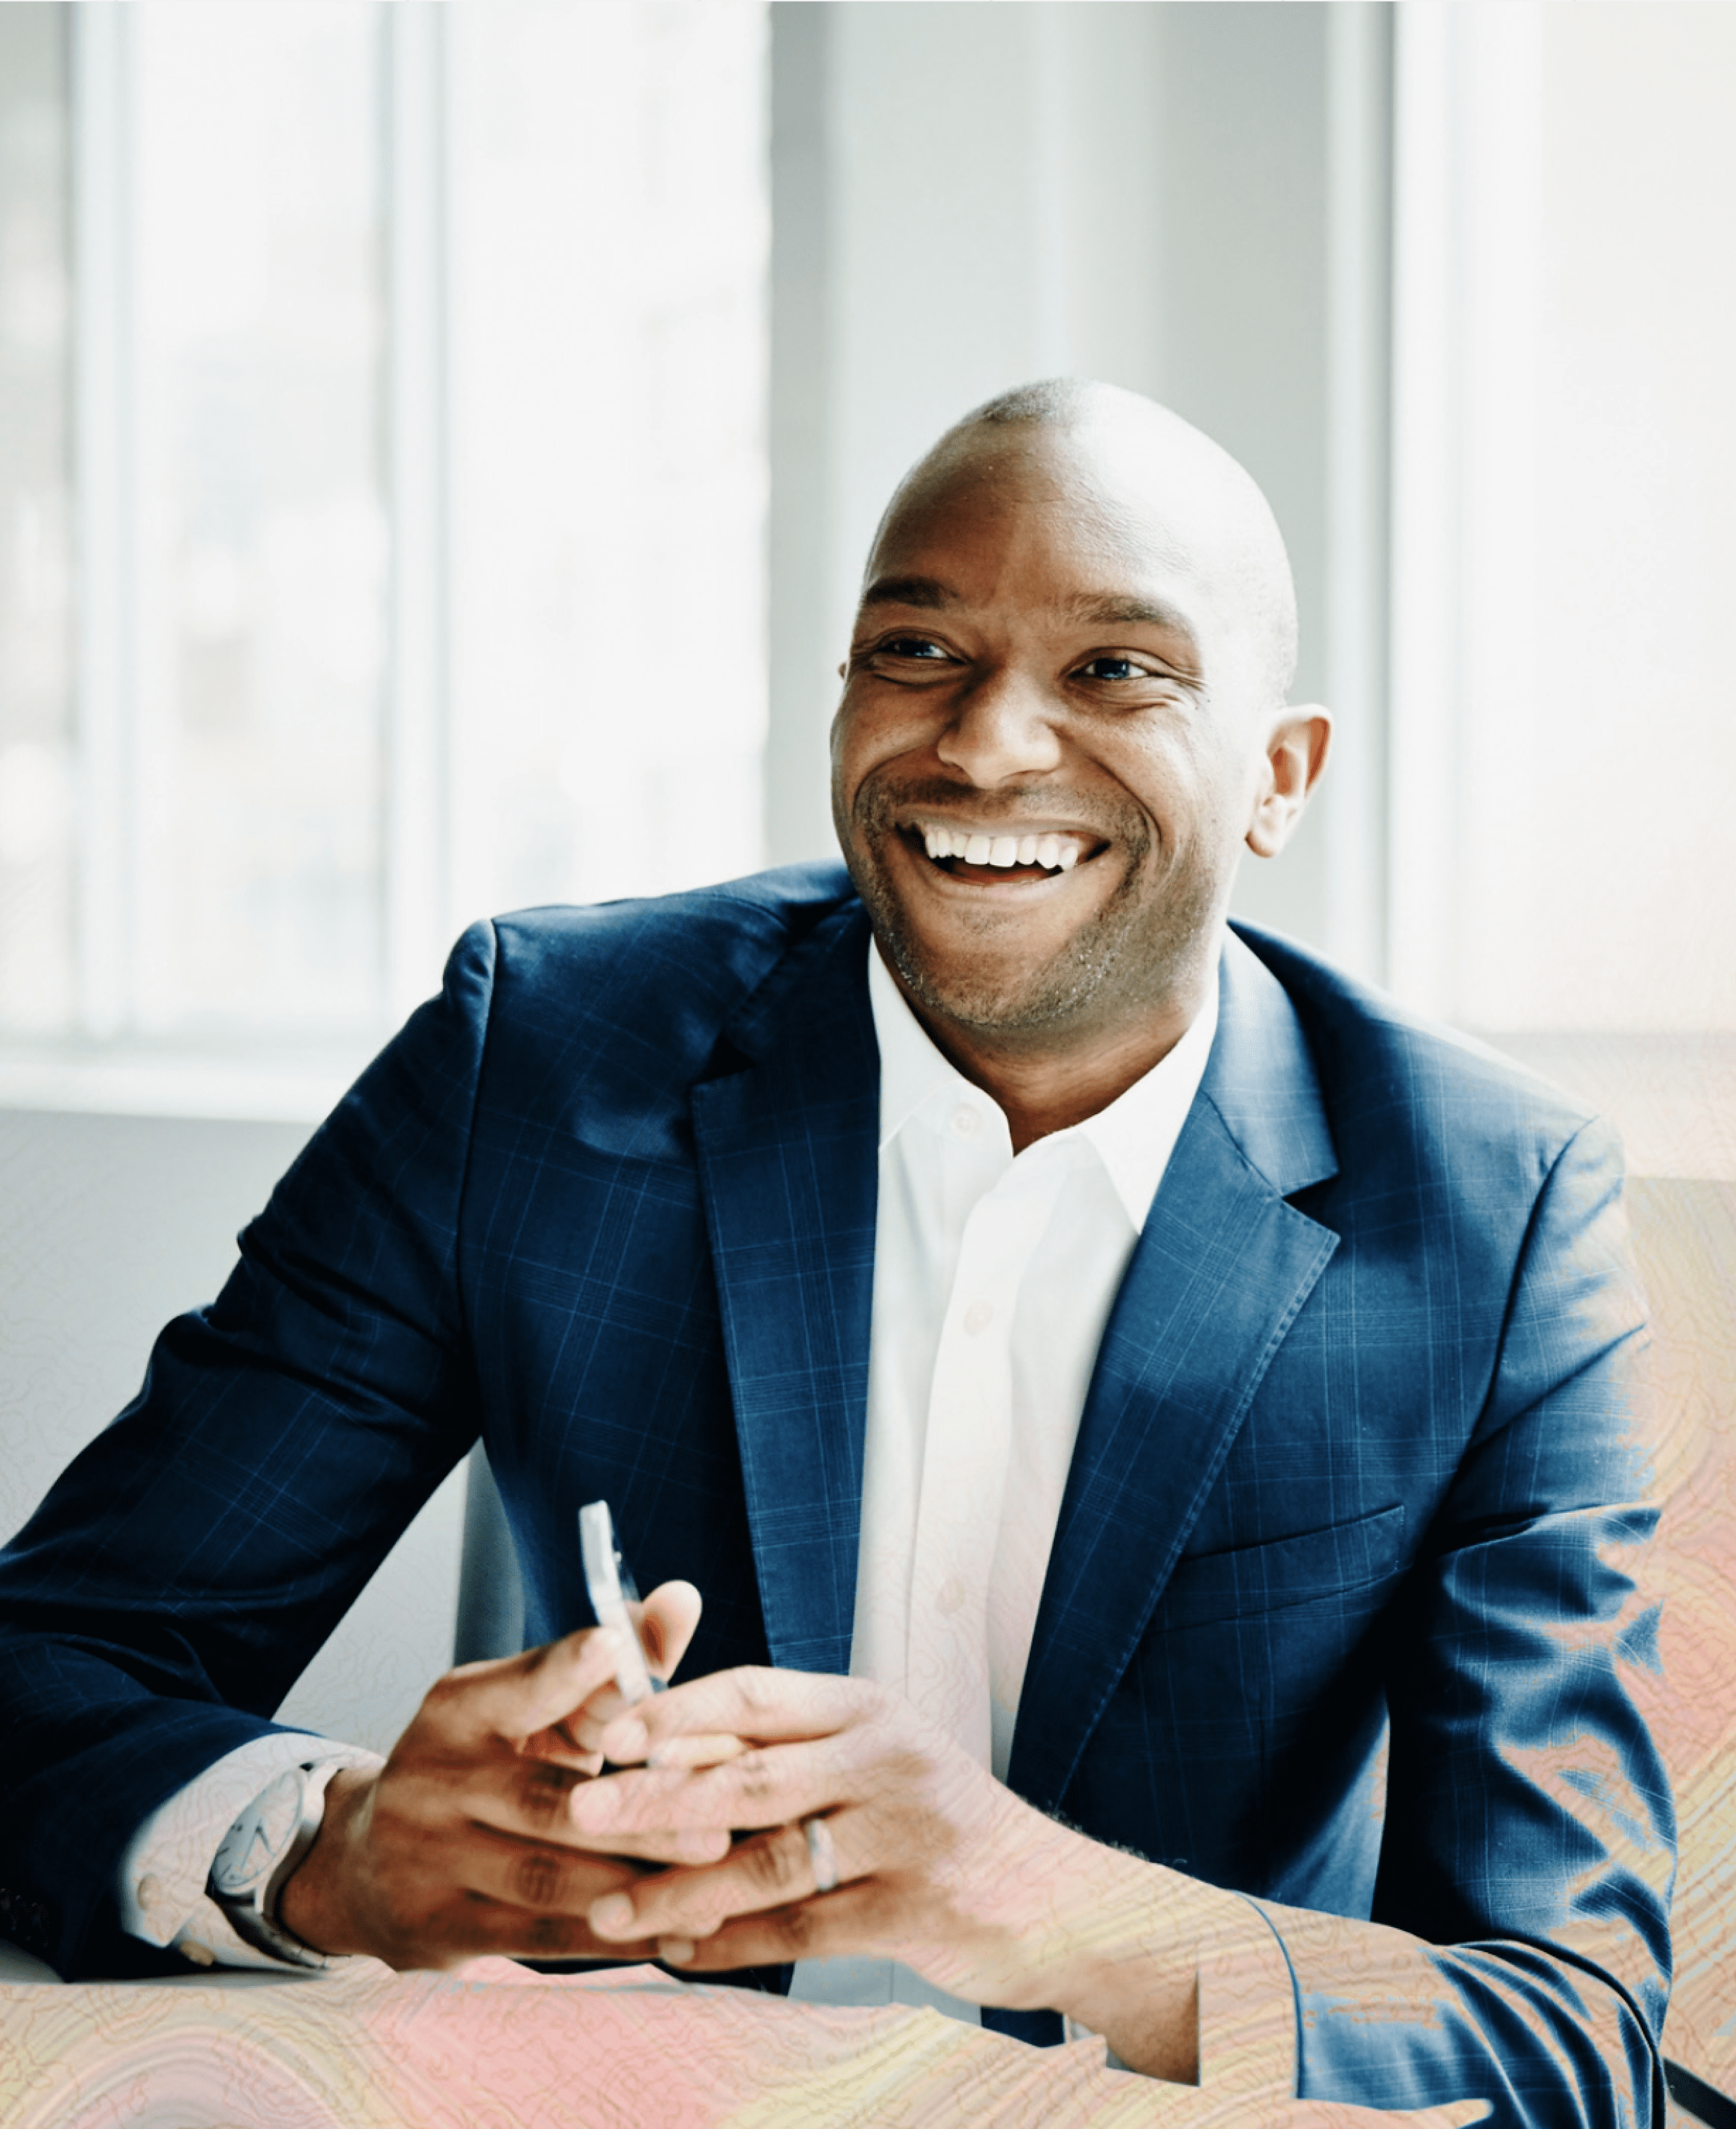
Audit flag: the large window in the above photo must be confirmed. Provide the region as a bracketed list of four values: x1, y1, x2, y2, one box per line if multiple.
[1390, 3, 1736, 1174]
[0, 2, 768, 1114]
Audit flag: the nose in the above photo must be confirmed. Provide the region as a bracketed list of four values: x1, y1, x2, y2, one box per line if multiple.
[934, 670, 1065, 786]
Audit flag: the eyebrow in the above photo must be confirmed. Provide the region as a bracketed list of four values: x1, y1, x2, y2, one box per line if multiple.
[1057, 593, 1197, 638]
[859, 574, 961, 610]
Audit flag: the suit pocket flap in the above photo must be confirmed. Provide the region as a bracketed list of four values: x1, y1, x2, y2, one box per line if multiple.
[1158, 1503, 1407, 1631]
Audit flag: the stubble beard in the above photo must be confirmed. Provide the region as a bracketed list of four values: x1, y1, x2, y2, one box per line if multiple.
[841, 775, 1217, 1049]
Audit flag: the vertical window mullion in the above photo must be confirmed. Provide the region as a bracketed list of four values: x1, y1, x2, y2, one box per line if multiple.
[1386, 1, 1462, 1024]
[1322, 1, 1392, 993]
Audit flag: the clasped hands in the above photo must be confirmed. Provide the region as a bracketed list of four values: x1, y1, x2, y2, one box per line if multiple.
[282, 1580, 1078, 2014]
[281, 1587, 1488, 2123]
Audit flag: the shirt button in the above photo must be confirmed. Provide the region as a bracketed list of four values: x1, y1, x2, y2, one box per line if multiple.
[949, 1106, 981, 1137]
[937, 1577, 966, 1616]
[138, 1874, 163, 1913]
[962, 1299, 993, 1335]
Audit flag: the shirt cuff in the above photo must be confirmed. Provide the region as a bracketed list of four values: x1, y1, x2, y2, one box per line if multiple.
[1193, 1892, 1299, 2101]
[118, 1734, 384, 1970]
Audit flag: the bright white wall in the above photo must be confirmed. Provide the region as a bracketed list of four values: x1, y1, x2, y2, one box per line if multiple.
[1461, 5, 1736, 1033]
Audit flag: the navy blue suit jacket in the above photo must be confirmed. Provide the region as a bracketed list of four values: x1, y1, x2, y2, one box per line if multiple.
[0, 867, 1671, 2124]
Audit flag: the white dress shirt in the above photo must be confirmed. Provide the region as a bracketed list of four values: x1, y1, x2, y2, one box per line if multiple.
[122, 934, 1219, 2000]
[787, 939, 1217, 2019]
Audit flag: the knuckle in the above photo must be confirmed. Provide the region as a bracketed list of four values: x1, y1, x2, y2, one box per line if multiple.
[732, 1668, 781, 1721]
[771, 1899, 818, 1955]
[510, 1847, 566, 1909]
[420, 1670, 467, 1719]
[517, 1762, 578, 1825]
[731, 1751, 778, 1805]
[524, 1911, 588, 1956]
[741, 1829, 807, 1898]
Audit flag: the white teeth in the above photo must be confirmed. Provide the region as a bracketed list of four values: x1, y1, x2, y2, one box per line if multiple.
[913, 821, 1092, 873]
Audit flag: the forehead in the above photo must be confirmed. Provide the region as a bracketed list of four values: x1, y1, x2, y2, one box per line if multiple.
[863, 425, 1243, 634]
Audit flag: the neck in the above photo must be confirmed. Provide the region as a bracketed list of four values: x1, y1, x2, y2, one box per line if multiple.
[903, 980, 1210, 1155]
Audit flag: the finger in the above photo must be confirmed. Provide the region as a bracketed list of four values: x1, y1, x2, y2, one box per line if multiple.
[409, 1888, 668, 1968]
[571, 1715, 749, 1768]
[538, 1687, 635, 1764]
[652, 1879, 889, 1974]
[524, 1583, 707, 1762]
[540, 1719, 745, 1777]
[634, 1580, 703, 1683]
[513, 1728, 609, 1780]
[587, 1814, 854, 1943]
[434, 1628, 631, 1749]
[564, 1695, 746, 1764]
[569, 1737, 842, 1844]
[597, 1666, 870, 1764]
[514, 1726, 604, 1774]
[457, 1827, 730, 1917]
[647, 1733, 751, 1771]
[437, 1759, 735, 1865]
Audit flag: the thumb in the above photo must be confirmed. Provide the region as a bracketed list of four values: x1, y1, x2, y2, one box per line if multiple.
[634, 1579, 703, 1683]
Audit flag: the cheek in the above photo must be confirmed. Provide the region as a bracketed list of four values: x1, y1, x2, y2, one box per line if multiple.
[830, 695, 886, 791]
[831, 696, 928, 816]
[828, 710, 872, 833]
[1127, 734, 1252, 852]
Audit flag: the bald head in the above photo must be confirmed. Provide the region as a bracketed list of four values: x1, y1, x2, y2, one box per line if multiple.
[869, 379, 1299, 706]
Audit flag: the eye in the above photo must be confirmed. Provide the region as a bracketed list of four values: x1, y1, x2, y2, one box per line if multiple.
[1076, 654, 1153, 683]
[851, 633, 960, 680]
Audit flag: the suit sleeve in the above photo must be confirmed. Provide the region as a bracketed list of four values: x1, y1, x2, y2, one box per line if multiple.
[1264, 1114, 1674, 2128]
[0, 922, 498, 1978]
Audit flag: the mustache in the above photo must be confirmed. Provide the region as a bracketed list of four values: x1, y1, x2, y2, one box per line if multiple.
[854, 772, 1141, 846]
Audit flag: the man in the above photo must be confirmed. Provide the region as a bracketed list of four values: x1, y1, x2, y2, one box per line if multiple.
[0, 383, 1670, 2121]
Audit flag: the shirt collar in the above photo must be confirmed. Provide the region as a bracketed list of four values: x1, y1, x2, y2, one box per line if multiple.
[866, 934, 1222, 1233]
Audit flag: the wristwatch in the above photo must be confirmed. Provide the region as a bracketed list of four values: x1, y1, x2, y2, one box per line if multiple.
[206, 1761, 341, 1968]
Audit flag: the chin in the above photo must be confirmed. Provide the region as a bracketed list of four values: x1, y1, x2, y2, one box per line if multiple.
[877, 926, 1110, 1042]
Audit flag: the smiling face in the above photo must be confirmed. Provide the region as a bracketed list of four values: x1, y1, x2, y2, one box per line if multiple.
[831, 402, 1319, 1073]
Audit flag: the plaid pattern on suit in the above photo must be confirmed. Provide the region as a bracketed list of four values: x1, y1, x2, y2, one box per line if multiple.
[0, 864, 1670, 2124]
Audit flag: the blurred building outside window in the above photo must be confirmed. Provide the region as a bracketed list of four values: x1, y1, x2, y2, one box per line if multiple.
[0, 6, 74, 1042]
[0, 1, 768, 1119]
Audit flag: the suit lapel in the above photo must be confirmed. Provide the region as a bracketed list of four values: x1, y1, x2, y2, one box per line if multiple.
[1010, 931, 1342, 1811]
[691, 905, 878, 1673]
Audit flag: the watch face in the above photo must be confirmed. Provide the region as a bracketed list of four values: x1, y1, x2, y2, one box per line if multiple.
[210, 1768, 304, 1901]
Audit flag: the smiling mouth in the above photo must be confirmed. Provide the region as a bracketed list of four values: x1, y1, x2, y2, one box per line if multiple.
[902, 819, 1105, 885]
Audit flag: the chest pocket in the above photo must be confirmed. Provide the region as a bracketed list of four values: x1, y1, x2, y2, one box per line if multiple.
[1157, 1503, 1406, 1632]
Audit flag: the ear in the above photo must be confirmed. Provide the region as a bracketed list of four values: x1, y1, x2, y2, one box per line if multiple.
[1246, 707, 1332, 858]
